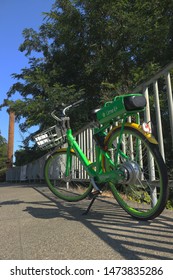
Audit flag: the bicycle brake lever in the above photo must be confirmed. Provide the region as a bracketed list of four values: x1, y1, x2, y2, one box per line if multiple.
[51, 110, 62, 122]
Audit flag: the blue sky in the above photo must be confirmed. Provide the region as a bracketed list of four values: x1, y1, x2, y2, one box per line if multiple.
[0, 0, 55, 154]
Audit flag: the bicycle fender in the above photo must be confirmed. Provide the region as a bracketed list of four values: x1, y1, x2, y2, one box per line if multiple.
[104, 122, 158, 145]
[55, 148, 75, 153]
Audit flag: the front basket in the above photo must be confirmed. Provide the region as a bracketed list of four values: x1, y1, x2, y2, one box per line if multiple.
[34, 125, 66, 150]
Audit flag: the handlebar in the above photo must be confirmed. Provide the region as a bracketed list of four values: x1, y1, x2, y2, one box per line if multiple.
[51, 98, 84, 122]
[62, 98, 84, 116]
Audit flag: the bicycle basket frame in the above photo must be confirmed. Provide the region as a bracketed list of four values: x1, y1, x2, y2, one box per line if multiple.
[34, 125, 66, 150]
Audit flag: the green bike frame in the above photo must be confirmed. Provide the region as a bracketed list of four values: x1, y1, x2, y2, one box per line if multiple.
[63, 93, 157, 186]
[64, 115, 138, 185]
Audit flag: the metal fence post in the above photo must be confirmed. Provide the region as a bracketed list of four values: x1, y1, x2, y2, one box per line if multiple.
[165, 72, 173, 147]
[143, 86, 151, 126]
[143, 86, 155, 181]
[153, 80, 165, 160]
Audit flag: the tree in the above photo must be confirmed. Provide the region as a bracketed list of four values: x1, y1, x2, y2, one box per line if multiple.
[1, 0, 173, 150]
[0, 133, 7, 181]
[14, 147, 45, 166]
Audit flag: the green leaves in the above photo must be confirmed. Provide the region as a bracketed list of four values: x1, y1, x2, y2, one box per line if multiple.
[0, 133, 7, 180]
[19, 28, 43, 56]
[2, 0, 173, 151]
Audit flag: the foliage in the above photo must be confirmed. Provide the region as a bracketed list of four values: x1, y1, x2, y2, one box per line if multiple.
[1, 0, 173, 162]
[14, 147, 46, 166]
[0, 133, 7, 181]
[166, 198, 173, 210]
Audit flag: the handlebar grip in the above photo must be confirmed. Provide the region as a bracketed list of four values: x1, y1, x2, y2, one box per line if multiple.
[72, 98, 84, 107]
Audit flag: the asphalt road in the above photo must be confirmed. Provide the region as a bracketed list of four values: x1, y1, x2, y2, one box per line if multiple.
[0, 182, 173, 260]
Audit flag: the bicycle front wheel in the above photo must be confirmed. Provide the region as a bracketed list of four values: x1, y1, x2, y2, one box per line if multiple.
[104, 125, 168, 220]
[44, 149, 92, 202]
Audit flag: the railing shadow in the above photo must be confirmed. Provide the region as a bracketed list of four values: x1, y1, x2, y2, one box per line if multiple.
[29, 185, 173, 260]
[1, 184, 173, 260]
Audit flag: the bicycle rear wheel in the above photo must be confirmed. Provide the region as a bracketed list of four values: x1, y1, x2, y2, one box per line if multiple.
[104, 125, 169, 220]
[44, 149, 92, 201]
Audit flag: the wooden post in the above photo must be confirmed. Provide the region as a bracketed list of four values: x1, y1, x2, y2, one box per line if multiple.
[7, 110, 15, 168]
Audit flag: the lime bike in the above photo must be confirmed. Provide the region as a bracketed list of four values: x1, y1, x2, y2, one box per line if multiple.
[34, 94, 168, 220]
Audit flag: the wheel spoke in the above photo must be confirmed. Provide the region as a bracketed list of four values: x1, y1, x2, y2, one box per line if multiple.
[44, 151, 92, 201]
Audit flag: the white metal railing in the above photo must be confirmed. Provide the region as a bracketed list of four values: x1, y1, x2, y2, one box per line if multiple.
[5, 125, 96, 182]
[133, 61, 173, 161]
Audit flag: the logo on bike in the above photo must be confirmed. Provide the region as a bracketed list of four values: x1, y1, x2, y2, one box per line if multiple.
[103, 107, 117, 117]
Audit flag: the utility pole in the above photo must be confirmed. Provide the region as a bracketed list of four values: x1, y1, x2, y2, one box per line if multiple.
[7, 109, 15, 168]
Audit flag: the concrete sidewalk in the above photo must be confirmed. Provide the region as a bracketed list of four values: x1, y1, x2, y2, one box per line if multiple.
[0, 182, 173, 260]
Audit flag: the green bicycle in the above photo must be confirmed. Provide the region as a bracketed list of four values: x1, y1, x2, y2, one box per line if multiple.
[34, 94, 168, 220]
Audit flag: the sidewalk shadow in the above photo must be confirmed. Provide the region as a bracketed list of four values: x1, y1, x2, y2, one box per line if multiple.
[21, 185, 173, 260]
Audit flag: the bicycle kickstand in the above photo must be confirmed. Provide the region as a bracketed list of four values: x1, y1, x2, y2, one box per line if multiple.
[82, 190, 101, 215]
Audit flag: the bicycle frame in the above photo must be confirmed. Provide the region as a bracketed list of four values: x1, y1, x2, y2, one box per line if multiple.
[64, 112, 141, 184]
[42, 94, 168, 220]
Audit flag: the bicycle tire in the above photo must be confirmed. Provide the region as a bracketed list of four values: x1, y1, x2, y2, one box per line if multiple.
[44, 149, 92, 202]
[104, 125, 169, 220]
